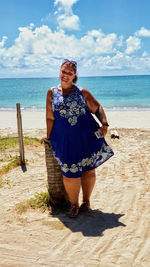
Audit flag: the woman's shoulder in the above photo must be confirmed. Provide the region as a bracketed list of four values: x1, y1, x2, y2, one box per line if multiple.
[47, 87, 57, 101]
[81, 87, 92, 100]
[47, 87, 52, 92]
[80, 87, 100, 113]
[81, 87, 90, 93]
[47, 88, 53, 98]
[47, 86, 58, 96]
[47, 86, 57, 93]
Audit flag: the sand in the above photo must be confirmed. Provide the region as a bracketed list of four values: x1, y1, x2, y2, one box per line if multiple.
[0, 110, 150, 130]
[0, 111, 150, 266]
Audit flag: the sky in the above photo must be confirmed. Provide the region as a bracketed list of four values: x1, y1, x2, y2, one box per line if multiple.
[0, 0, 150, 78]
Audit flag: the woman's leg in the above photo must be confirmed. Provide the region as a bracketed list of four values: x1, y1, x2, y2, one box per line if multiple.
[63, 176, 81, 206]
[81, 169, 96, 203]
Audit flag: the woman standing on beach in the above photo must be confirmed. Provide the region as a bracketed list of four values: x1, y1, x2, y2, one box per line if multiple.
[41, 59, 114, 218]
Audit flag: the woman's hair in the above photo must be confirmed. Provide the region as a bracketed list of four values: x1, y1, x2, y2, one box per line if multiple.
[61, 60, 78, 84]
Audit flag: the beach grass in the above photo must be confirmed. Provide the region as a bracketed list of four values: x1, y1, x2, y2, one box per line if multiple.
[15, 191, 49, 214]
[0, 156, 21, 187]
[0, 136, 40, 152]
[0, 136, 41, 187]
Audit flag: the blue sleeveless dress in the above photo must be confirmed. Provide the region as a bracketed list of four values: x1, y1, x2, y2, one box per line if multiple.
[50, 86, 114, 178]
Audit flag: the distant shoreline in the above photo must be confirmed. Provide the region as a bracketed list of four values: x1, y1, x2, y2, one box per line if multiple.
[1, 106, 150, 112]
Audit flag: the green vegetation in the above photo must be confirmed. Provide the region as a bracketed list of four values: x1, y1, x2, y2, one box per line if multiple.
[0, 137, 49, 214]
[0, 136, 40, 187]
[0, 156, 20, 177]
[0, 156, 22, 188]
[0, 177, 11, 188]
[0, 137, 18, 152]
[0, 136, 40, 152]
[15, 192, 49, 214]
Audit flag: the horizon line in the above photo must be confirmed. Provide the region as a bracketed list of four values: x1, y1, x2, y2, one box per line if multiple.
[0, 73, 150, 79]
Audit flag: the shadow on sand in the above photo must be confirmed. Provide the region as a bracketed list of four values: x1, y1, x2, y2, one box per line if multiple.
[21, 163, 27, 172]
[52, 209, 126, 237]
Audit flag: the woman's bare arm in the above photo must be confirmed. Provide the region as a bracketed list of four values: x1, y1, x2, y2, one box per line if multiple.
[82, 88, 109, 125]
[40, 89, 55, 143]
[46, 119, 54, 139]
[82, 88, 109, 137]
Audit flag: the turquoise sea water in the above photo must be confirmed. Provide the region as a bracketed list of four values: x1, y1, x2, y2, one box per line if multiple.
[0, 75, 150, 110]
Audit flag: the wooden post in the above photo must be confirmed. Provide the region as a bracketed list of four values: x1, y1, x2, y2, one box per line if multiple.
[16, 103, 25, 165]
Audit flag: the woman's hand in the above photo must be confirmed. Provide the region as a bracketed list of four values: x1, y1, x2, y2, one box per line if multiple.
[40, 137, 48, 144]
[99, 126, 108, 138]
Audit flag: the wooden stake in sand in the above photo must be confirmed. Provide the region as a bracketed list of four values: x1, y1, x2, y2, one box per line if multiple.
[16, 103, 25, 165]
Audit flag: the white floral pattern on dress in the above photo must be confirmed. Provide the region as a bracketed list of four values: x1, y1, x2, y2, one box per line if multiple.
[54, 142, 113, 174]
[52, 87, 86, 126]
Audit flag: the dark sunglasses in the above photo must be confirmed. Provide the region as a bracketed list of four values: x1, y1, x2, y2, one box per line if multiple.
[63, 59, 77, 66]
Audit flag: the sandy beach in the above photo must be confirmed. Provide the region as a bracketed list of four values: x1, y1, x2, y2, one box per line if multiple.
[0, 110, 150, 131]
[0, 110, 150, 266]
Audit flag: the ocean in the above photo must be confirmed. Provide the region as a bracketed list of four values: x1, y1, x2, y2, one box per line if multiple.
[0, 75, 150, 111]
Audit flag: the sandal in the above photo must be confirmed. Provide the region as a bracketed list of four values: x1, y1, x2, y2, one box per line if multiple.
[79, 201, 90, 212]
[67, 204, 79, 218]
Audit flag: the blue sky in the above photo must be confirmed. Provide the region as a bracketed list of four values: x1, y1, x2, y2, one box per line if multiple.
[0, 0, 150, 77]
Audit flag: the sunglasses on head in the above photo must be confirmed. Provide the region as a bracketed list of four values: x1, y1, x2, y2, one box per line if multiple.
[63, 59, 77, 66]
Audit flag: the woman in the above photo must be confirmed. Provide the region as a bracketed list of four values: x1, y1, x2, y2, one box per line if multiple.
[41, 59, 114, 218]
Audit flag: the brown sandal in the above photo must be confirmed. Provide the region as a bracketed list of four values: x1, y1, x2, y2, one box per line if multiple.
[79, 201, 90, 212]
[67, 204, 79, 218]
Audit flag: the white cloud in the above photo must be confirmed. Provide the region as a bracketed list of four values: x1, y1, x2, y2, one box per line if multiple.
[57, 13, 79, 30]
[125, 36, 141, 54]
[80, 30, 122, 57]
[142, 51, 149, 57]
[0, 36, 8, 47]
[54, 0, 80, 30]
[1, 25, 150, 77]
[54, 0, 79, 10]
[135, 27, 150, 37]
[0, 27, 122, 70]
